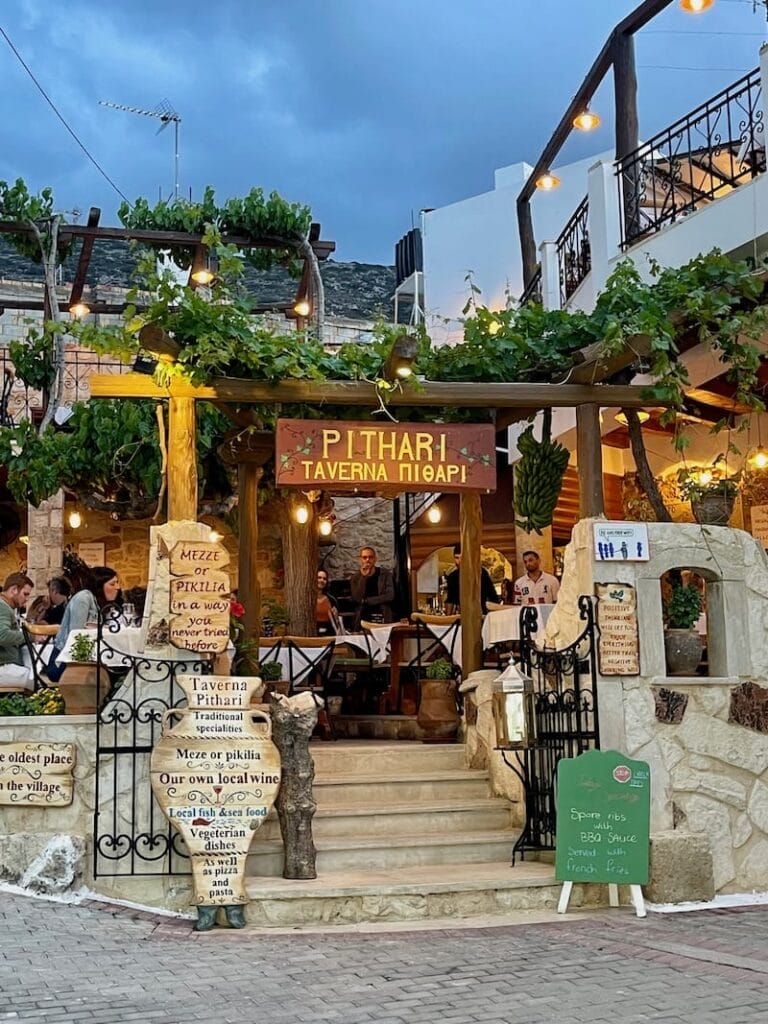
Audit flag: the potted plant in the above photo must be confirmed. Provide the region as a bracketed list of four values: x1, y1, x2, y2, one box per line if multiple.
[663, 582, 704, 676]
[259, 661, 288, 697]
[677, 463, 740, 526]
[262, 596, 290, 637]
[417, 657, 459, 743]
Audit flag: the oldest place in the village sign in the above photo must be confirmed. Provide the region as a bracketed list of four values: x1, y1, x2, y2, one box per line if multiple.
[275, 419, 497, 493]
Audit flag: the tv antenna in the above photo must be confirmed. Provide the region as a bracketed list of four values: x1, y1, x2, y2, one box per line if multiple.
[99, 98, 181, 199]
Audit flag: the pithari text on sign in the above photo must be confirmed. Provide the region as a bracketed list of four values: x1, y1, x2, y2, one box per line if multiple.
[168, 539, 230, 654]
[0, 742, 76, 806]
[276, 419, 496, 493]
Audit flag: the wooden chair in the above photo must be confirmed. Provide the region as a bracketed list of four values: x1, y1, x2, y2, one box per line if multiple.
[258, 635, 337, 737]
[408, 613, 462, 712]
[22, 622, 59, 691]
[336, 623, 389, 714]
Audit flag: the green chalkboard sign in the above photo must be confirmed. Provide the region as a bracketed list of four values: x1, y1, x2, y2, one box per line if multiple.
[555, 749, 650, 885]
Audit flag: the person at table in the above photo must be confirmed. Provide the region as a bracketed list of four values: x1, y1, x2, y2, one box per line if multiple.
[0, 573, 34, 688]
[445, 544, 497, 614]
[513, 550, 560, 605]
[349, 546, 395, 629]
[316, 568, 340, 636]
[27, 577, 72, 627]
[46, 566, 121, 682]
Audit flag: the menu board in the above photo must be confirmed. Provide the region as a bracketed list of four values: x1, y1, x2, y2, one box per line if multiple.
[168, 540, 231, 654]
[750, 504, 768, 550]
[595, 583, 640, 676]
[555, 749, 650, 885]
[0, 742, 76, 806]
[150, 674, 281, 908]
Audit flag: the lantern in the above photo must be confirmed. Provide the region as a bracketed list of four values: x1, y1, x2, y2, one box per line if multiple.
[492, 662, 536, 749]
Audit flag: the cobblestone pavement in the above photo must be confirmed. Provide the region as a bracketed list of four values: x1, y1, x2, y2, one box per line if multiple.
[2, 893, 768, 1023]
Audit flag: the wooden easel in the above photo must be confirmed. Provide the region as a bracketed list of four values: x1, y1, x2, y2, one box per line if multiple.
[557, 880, 646, 918]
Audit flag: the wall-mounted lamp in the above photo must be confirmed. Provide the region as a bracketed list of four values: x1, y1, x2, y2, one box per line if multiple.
[680, 0, 715, 12]
[69, 302, 90, 319]
[294, 298, 311, 318]
[535, 172, 561, 192]
[68, 511, 82, 529]
[572, 109, 601, 132]
[492, 663, 536, 749]
[426, 504, 442, 525]
[614, 410, 650, 427]
[319, 519, 333, 537]
[294, 503, 310, 525]
[383, 332, 418, 381]
[190, 249, 218, 286]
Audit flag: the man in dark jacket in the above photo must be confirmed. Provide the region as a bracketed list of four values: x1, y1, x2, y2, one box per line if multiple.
[445, 543, 498, 614]
[349, 547, 395, 628]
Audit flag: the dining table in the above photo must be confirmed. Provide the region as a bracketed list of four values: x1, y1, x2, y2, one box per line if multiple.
[481, 604, 556, 649]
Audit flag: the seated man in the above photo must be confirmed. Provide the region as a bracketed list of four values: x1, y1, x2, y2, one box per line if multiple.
[445, 543, 498, 614]
[514, 550, 560, 605]
[0, 572, 34, 689]
[349, 546, 395, 629]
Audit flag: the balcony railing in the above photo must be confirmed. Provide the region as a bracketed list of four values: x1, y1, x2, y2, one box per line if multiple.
[617, 67, 765, 249]
[556, 195, 590, 305]
[519, 266, 543, 307]
[0, 347, 131, 426]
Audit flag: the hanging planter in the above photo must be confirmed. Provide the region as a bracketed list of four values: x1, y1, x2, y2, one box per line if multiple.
[691, 491, 736, 526]
[678, 465, 739, 528]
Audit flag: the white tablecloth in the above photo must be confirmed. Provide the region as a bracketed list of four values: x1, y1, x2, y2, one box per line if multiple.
[57, 626, 144, 666]
[334, 631, 390, 664]
[481, 604, 556, 647]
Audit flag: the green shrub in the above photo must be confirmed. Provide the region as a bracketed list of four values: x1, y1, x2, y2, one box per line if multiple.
[664, 584, 703, 630]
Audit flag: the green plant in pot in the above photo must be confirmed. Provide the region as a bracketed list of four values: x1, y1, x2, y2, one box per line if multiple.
[677, 462, 740, 527]
[417, 657, 459, 744]
[262, 597, 290, 637]
[663, 582, 704, 676]
[259, 660, 289, 697]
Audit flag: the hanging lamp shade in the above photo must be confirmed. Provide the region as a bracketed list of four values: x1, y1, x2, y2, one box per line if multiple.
[680, 0, 715, 13]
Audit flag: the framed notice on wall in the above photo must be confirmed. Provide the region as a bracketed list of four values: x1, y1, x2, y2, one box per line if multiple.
[593, 522, 649, 562]
[750, 504, 768, 549]
[78, 542, 105, 566]
[595, 582, 640, 676]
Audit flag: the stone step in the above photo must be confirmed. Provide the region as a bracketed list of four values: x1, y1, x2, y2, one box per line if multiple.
[248, 828, 516, 876]
[309, 740, 465, 776]
[329, 715, 424, 741]
[242, 861, 606, 928]
[258, 798, 514, 840]
[311, 770, 492, 808]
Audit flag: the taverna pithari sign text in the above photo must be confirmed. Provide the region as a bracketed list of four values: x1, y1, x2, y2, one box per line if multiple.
[275, 419, 496, 493]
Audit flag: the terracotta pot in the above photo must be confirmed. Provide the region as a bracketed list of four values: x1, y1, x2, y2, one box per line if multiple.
[417, 678, 459, 743]
[691, 492, 735, 526]
[664, 628, 703, 676]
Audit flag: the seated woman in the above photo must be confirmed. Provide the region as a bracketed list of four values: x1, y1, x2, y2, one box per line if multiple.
[316, 568, 340, 636]
[46, 566, 120, 682]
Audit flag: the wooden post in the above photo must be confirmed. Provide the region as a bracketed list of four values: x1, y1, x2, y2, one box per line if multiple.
[613, 31, 640, 240]
[518, 198, 538, 296]
[238, 463, 263, 644]
[576, 404, 605, 518]
[459, 491, 483, 677]
[167, 397, 198, 521]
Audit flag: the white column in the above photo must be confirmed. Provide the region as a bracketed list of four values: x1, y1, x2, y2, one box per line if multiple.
[540, 240, 560, 311]
[587, 159, 622, 297]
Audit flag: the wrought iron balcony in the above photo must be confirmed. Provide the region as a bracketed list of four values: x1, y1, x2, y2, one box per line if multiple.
[556, 196, 591, 306]
[617, 66, 765, 249]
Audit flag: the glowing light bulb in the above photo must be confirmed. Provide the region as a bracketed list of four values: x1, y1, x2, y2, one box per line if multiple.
[294, 504, 310, 525]
[68, 511, 82, 529]
[294, 299, 311, 317]
[535, 172, 561, 191]
[680, 0, 714, 13]
[426, 505, 442, 525]
[69, 302, 90, 319]
[572, 110, 601, 132]
[488, 320, 501, 336]
[319, 519, 333, 537]
[698, 470, 713, 486]
[751, 447, 768, 470]
[208, 530, 223, 543]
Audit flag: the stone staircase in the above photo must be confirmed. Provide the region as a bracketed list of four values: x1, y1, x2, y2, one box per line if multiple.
[243, 741, 598, 927]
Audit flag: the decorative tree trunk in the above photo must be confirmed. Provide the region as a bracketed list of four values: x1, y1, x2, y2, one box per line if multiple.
[167, 397, 198, 520]
[624, 408, 672, 522]
[270, 693, 319, 880]
[238, 463, 263, 650]
[296, 235, 325, 344]
[277, 491, 318, 636]
[460, 491, 483, 677]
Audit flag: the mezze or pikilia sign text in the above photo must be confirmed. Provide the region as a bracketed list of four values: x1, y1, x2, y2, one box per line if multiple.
[168, 539, 230, 654]
[150, 675, 281, 909]
[276, 419, 496, 492]
[595, 583, 640, 676]
[0, 742, 76, 806]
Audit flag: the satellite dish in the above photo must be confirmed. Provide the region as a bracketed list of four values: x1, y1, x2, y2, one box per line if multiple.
[0, 503, 21, 549]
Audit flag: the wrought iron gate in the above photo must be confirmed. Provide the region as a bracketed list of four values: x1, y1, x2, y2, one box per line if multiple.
[93, 610, 210, 878]
[508, 595, 600, 862]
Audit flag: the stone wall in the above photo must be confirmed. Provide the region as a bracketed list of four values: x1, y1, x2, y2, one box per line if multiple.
[544, 518, 768, 894]
[323, 497, 396, 579]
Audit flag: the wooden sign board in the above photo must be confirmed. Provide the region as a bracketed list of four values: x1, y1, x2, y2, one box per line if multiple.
[595, 583, 640, 676]
[555, 749, 650, 886]
[593, 522, 649, 561]
[78, 542, 105, 566]
[168, 540, 231, 654]
[150, 675, 281, 908]
[750, 504, 768, 549]
[0, 742, 76, 806]
[275, 418, 496, 493]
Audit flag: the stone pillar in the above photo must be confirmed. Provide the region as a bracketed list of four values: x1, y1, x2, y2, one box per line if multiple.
[26, 491, 64, 592]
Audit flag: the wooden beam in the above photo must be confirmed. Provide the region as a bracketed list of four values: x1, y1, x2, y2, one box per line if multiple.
[238, 464, 263, 644]
[576, 404, 605, 517]
[459, 492, 483, 677]
[68, 208, 100, 309]
[89, 372, 670, 410]
[167, 398, 198, 520]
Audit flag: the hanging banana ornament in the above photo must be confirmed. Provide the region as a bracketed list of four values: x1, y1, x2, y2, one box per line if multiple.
[513, 416, 571, 535]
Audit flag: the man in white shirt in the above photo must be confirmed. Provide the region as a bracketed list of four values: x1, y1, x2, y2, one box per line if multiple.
[513, 551, 560, 605]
